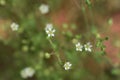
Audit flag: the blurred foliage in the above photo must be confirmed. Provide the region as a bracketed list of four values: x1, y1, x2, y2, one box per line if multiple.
[0, 0, 120, 80]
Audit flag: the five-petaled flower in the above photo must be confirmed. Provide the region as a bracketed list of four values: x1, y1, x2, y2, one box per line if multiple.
[10, 22, 19, 31]
[39, 4, 49, 14]
[45, 23, 56, 37]
[84, 42, 92, 52]
[20, 67, 35, 79]
[64, 62, 72, 70]
[76, 42, 83, 51]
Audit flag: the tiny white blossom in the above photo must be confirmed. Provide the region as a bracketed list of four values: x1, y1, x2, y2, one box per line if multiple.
[64, 62, 72, 70]
[0, 0, 6, 5]
[45, 23, 56, 37]
[84, 42, 92, 52]
[10, 22, 19, 31]
[20, 67, 35, 79]
[39, 4, 49, 14]
[76, 42, 83, 51]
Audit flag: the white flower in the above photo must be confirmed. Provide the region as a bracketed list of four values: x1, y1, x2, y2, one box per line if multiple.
[45, 23, 56, 37]
[0, 0, 6, 5]
[10, 22, 19, 31]
[39, 4, 49, 14]
[84, 42, 92, 52]
[64, 62, 72, 70]
[20, 67, 35, 79]
[76, 42, 83, 51]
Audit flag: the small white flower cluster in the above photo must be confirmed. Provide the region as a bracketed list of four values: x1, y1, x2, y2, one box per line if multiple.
[10, 22, 19, 31]
[84, 42, 93, 52]
[76, 42, 92, 52]
[40, 3, 93, 71]
[63, 62, 72, 70]
[20, 67, 35, 79]
[39, 4, 49, 14]
[76, 42, 83, 51]
[45, 23, 56, 37]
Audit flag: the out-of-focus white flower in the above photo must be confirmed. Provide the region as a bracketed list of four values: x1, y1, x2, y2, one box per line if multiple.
[45, 23, 56, 37]
[20, 67, 35, 79]
[39, 4, 49, 14]
[10, 22, 19, 31]
[84, 42, 92, 52]
[76, 42, 83, 51]
[0, 0, 6, 5]
[64, 62, 72, 70]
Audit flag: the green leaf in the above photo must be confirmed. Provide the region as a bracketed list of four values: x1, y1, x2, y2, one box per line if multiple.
[86, 0, 91, 6]
[111, 68, 120, 75]
[108, 18, 113, 26]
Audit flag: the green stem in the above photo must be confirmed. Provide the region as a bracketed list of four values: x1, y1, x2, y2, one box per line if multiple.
[81, 6, 89, 30]
[85, 0, 94, 27]
[48, 38, 56, 49]
[48, 38, 62, 65]
[72, 0, 89, 32]
[89, 6, 95, 27]
[56, 53, 62, 65]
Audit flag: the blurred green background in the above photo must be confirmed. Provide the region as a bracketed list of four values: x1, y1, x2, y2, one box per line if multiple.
[0, 0, 120, 80]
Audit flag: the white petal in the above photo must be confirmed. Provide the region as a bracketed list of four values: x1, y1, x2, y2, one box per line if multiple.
[52, 29, 56, 33]
[48, 34, 51, 37]
[39, 4, 49, 14]
[88, 48, 91, 52]
[51, 34, 54, 36]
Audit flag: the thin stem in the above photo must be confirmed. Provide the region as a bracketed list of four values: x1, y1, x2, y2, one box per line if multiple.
[81, 6, 89, 29]
[72, 0, 81, 10]
[48, 38, 56, 49]
[48, 38, 62, 65]
[89, 6, 95, 27]
[72, 0, 89, 30]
